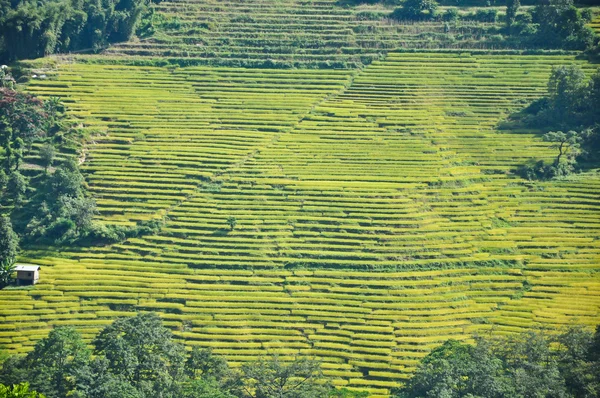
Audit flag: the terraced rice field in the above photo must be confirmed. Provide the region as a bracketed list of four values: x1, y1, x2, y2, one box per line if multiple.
[2, 52, 600, 397]
[105, 0, 516, 67]
[591, 14, 600, 35]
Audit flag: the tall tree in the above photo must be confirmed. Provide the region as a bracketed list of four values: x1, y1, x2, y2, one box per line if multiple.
[0, 215, 18, 287]
[186, 347, 229, 380]
[5, 171, 26, 203]
[23, 328, 91, 398]
[75, 357, 142, 398]
[547, 65, 588, 129]
[38, 144, 56, 174]
[92, 312, 186, 395]
[505, 0, 520, 30]
[543, 130, 583, 167]
[393, 339, 509, 398]
[239, 356, 331, 398]
[391, 0, 438, 20]
[180, 379, 236, 398]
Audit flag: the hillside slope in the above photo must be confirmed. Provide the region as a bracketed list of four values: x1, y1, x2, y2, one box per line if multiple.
[1, 1, 600, 397]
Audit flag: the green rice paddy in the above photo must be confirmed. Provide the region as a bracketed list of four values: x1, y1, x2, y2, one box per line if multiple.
[1, 1, 600, 396]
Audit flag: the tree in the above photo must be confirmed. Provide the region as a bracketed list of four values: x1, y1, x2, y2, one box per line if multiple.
[555, 326, 599, 398]
[227, 216, 237, 231]
[546, 65, 588, 129]
[0, 89, 48, 152]
[186, 347, 229, 381]
[496, 331, 568, 398]
[530, 0, 594, 50]
[0, 383, 46, 398]
[179, 378, 236, 398]
[92, 312, 186, 394]
[239, 356, 331, 398]
[0, 216, 18, 287]
[506, 0, 520, 31]
[0, 0, 150, 62]
[0, 169, 7, 192]
[75, 357, 142, 398]
[22, 328, 91, 398]
[391, 0, 438, 20]
[393, 339, 509, 398]
[50, 160, 85, 198]
[11, 138, 23, 171]
[328, 389, 369, 398]
[5, 171, 26, 203]
[0, 68, 15, 90]
[393, 327, 600, 398]
[543, 130, 583, 166]
[56, 195, 96, 234]
[38, 144, 56, 174]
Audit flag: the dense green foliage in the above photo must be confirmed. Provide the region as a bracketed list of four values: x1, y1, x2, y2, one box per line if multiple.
[392, 326, 600, 398]
[518, 65, 600, 179]
[391, 0, 439, 20]
[0, 0, 154, 62]
[0, 76, 97, 247]
[388, 0, 597, 53]
[0, 216, 18, 287]
[513, 0, 596, 51]
[0, 313, 366, 398]
[239, 356, 332, 398]
[505, 0, 521, 30]
[0, 383, 46, 397]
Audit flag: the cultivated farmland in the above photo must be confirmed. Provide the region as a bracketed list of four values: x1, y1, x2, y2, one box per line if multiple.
[105, 0, 550, 67]
[1, 0, 600, 396]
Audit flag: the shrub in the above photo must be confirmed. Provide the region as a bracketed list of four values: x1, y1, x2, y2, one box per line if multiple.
[442, 8, 459, 22]
[390, 0, 438, 21]
[475, 9, 498, 23]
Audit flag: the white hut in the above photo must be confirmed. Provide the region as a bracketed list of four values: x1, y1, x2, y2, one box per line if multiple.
[14, 264, 40, 285]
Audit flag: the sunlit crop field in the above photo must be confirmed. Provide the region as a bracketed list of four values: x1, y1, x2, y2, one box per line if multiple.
[2, 49, 599, 397]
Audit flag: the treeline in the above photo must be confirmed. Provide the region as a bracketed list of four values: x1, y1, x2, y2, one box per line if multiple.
[1, 315, 599, 398]
[515, 65, 600, 179]
[0, 0, 157, 62]
[0, 313, 367, 398]
[392, 325, 600, 398]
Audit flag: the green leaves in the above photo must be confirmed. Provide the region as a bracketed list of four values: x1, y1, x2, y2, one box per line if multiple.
[393, 327, 600, 398]
[93, 312, 186, 390]
[239, 356, 331, 398]
[0, 215, 18, 286]
[543, 130, 583, 167]
[0, 382, 46, 398]
[226, 216, 237, 231]
[24, 328, 91, 398]
[0, 0, 150, 61]
[391, 0, 438, 21]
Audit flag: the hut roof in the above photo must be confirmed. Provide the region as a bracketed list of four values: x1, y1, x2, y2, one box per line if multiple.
[15, 265, 41, 272]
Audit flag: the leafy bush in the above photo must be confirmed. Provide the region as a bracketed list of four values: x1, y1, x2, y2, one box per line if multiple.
[516, 65, 600, 179]
[390, 0, 439, 21]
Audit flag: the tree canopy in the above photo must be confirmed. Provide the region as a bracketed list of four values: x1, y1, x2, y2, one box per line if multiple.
[517, 65, 600, 180]
[0, 313, 366, 398]
[0, 215, 18, 287]
[0, 0, 155, 62]
[393, 326, 600, 398]
[0, 383, 46, 397]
